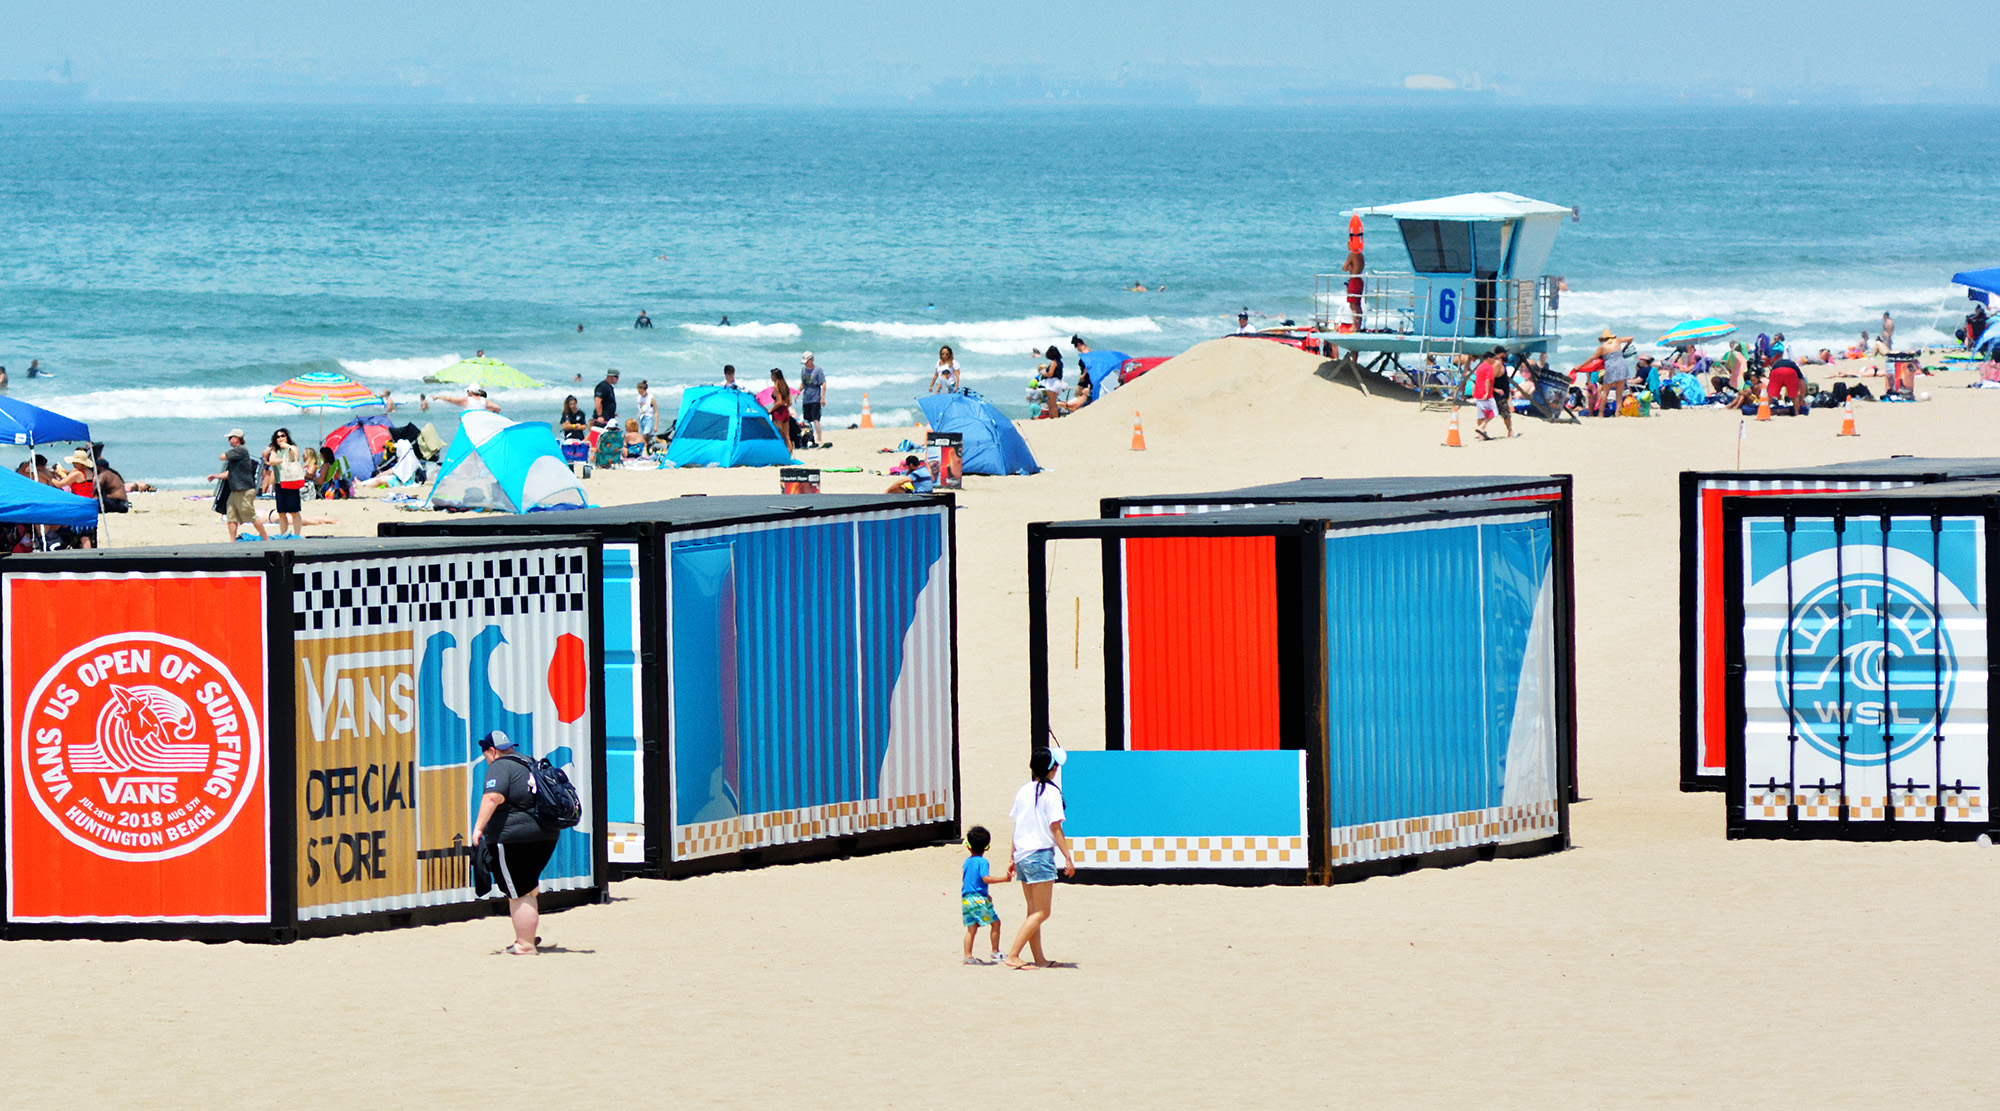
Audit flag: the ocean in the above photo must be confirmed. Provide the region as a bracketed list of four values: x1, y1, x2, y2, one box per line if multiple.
[2, 104, 1995, 484]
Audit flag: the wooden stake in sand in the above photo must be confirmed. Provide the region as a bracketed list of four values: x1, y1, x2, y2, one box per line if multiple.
[1074, 596, 1081, 669]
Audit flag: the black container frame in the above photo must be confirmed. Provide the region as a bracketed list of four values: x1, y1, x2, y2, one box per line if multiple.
[1679, 458, 2000, 792]
[0, 536, 610, 943]
[383, 493, 962, 880]
[1028, 498, 1574, 886]
[1097, 474, 1580, 802]
[1720, 486, 2000, 841]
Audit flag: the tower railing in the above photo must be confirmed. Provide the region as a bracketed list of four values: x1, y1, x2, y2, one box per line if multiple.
[1313, 272, 1560, 349]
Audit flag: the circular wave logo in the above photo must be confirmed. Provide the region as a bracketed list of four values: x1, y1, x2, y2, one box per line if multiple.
[19, 633, 262, 861]
[1778, 573, 1952, 766]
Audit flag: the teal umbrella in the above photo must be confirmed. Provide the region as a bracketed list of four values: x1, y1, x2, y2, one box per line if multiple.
[1658, 318, 1736, 347]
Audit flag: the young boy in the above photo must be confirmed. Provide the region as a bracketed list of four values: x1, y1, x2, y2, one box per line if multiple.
[961, 826, 1008, 965]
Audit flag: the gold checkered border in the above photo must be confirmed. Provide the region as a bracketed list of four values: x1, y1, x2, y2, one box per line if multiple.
[606, 829, 645, 864]
[1070, 835, 1306, 869]
[1747, 790, 1987, 822]
[673, 792, 950, 861]
[1329, 800, 1559, 866]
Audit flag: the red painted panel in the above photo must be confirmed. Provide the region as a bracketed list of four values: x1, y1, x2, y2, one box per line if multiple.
[1123, 536, 1280, 751]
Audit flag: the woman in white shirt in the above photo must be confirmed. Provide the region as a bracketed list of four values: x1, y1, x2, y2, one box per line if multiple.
[929, 345, 961, 394]
[1003, 745, 1073, 969]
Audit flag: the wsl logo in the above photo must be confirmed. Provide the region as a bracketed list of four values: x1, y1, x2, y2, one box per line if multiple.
[1777, 571, 1951, 765]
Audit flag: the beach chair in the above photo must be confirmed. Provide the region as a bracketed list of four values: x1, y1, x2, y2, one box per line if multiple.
[1529, 368, 1579, 424]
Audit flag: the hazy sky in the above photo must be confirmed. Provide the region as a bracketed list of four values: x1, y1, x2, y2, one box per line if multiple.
[2, 0, 1982, 102]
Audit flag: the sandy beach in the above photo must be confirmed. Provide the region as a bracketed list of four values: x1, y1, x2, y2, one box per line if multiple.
[9, 338, 2000, 1108]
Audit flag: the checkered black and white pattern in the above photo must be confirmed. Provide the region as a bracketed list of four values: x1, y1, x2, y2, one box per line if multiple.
[290, 550, 590, 632]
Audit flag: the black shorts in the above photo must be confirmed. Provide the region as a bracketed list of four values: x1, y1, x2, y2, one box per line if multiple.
[802, 401, 822, 423]
[495, 838, 557, 898]
[275, 485, 302, 514]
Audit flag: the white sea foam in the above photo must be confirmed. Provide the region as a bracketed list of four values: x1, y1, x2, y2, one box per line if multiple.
[823, 315, 1164, 344]
[680, 322, 803, 339]
[1562, 286, 1950, 328]
[338, 353, 461, 381]
[825, 371, 930, 390]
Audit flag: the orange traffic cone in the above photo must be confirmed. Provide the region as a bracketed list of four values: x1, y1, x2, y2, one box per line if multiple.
[860, 394, 874, 429]
[1130, 412, 1146, 451]
[1755, 391, 1771, 422]
[1838, 400, 1858, 437]
[1445, 407, 1463, 447]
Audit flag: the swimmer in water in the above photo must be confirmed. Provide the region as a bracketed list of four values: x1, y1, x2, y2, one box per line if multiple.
[25, 359, 43, 378]
[718, 315, 730, 327]
[1129, 282, 1148, 292]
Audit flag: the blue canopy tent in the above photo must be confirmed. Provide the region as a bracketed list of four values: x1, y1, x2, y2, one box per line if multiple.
[0, 467, 96, 528]
[666, 386, 799, 468]
[1948, 268, 2000, 351]
[915, 390, 1040, 476]
[0, 397, 90, 447]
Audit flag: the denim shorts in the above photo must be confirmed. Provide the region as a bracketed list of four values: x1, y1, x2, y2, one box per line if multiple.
[1016, 848, 1058, 884]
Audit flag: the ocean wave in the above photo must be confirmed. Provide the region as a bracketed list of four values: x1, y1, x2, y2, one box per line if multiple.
[822, 315, 1165, 343]
[825, 371, 932, 390]
[679, 322, 803, 339]
[338, 353, 461, 381]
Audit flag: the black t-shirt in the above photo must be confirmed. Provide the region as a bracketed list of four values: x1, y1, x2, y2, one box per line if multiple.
[224, 445, 259, 491]
[594, 379, 618, 420]
[482, 755, 557, 844]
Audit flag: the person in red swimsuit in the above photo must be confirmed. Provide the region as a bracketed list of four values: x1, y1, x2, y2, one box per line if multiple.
[1342, 248, 1365, 329]
[1766, 357, 1806, 414]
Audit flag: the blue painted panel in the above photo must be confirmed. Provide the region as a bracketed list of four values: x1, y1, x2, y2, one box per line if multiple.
[602, 544, 641, 826]
[1062, 750, 1304, 837]
[670, 543, 740, 825]
[856, 513, 943, 796]
[728, 522, 861, 813]
[1323, 519, 1550, 827]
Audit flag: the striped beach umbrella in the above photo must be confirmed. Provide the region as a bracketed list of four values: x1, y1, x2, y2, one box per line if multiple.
[266, 370, 380, 410]
[1657, 318, 1736, 347]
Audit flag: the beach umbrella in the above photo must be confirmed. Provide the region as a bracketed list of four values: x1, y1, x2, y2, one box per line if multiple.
[1657, 318, 1736, 347]
[265, 370, 379, 410]
[0, 396, 90, 447]
[432, 357, 540, 390]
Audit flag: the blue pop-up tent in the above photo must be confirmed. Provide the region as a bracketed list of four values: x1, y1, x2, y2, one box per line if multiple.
[0, 467, 97, 528]
[915, 390, 1040, 476]
[0, 397, 90, 447]
[666, 386, 799, 468]
[427, 412, 588, 513]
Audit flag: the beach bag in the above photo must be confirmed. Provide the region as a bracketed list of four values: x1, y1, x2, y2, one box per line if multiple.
[501, 754, 583, 830]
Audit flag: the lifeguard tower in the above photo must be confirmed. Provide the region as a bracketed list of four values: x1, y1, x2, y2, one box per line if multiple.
[1314, 192, 1570, 405]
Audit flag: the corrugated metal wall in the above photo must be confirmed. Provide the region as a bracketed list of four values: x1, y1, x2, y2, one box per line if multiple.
[1121, 536, 1280, 751]
[1322, 516, 1552, 828]
[291, 545, 598, 922]
[666, 506, 955, 859]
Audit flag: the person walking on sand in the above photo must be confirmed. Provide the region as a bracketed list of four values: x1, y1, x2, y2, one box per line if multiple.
[594, 369, 620, 426]
[767, 368, 796, 450]
[264, 428, 308, 539]
[207, 429, 268, 542]
[1003, 746, 1073, 970]
[472, 731, 558, 956]
[960, 825, 1006, 966]
[1470, 348, 1501, 440]
[635, 380, 658, 449]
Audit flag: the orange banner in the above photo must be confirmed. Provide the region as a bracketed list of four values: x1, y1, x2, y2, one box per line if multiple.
[6, 572, 271, 923]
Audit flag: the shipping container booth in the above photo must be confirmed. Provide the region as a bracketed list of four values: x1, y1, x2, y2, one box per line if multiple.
[383, 493, 958, 878]
[0, 536, 608, 941]
[1721, 482, 2000, 841]
[1028, 499, 1572, 884]
[1680, 458, 2000, 791]
[1103, 475, 1578, 798]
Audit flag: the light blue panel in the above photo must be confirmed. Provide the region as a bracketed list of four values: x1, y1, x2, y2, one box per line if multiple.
[730, 522, 861, 813]
[602, 544, 641, 826]
[856, 512, 944, 797]
[1323, 519, 1548, 828]
[1325, 524, 1484, 826]
[670, 542, 739, 824]
[1479, 519, 1550, 783]
[1062, 750, 1304, 838]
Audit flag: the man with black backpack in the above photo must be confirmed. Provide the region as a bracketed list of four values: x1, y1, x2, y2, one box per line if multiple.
[472, 731, 562, 956]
